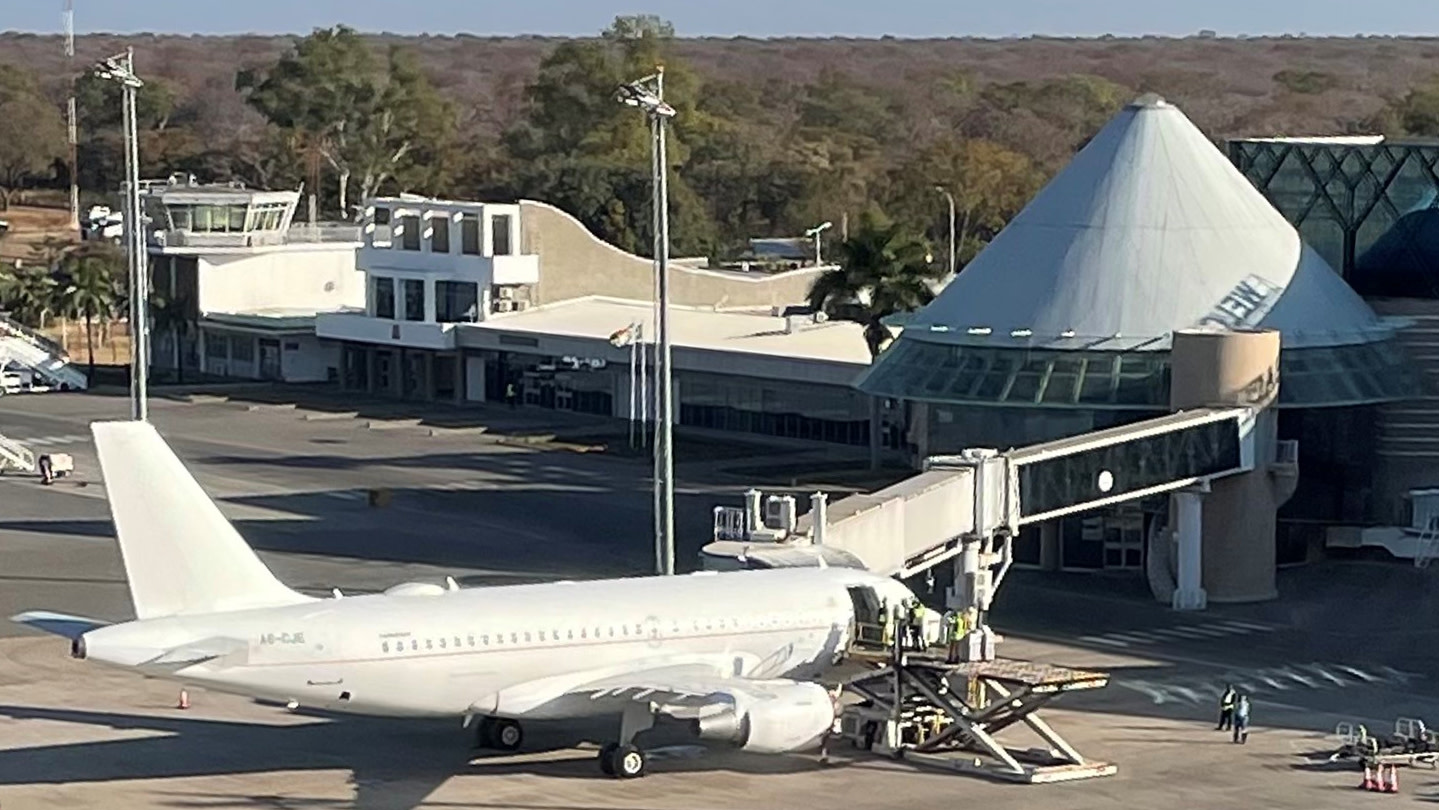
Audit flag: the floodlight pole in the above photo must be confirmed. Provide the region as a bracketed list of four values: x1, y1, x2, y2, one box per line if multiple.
[935, 185, 957, 277]
[654, 68, 675, 577]
[100, 49, 148, 421]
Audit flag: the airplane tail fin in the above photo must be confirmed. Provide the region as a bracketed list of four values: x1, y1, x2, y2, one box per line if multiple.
[92, 420, 314, 619]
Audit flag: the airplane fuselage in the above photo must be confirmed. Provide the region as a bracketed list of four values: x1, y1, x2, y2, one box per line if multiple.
[78, 567, 907, 719]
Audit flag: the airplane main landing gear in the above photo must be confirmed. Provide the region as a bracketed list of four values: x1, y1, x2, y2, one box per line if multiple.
[598, 702, 655, 779]
[474, 717, 524, 751]
[598, 743, 646, 778]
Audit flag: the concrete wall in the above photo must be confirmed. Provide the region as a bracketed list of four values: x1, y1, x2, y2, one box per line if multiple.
[1170, 328, 1284, 603]
[197, 246, 364, 315]
[519, 200, 822, 309]
[282, 334, 338, 383]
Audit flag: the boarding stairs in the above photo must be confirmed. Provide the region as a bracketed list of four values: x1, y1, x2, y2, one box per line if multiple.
[0, 430, 36, 473]
[1415, 518, 1439, 569]
[0, 314, 88, 391]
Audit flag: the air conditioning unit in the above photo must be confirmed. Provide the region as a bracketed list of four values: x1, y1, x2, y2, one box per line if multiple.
[493, 299, 515, 313]
[497, 287, 515, 300]
[513, 300, 530, 312]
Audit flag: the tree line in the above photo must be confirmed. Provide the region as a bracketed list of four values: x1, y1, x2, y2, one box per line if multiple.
[6, 17, 1433, 265]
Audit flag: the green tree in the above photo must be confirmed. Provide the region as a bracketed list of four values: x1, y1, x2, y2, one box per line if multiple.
[1387, 77, 1439, 137]
[886, 137, 1044, 266]
[349, 47, 458, 202]
[0, 65, 65, 210]
[57, 242, 123, 379]
[238, 27, 456, 216]
[500, 16, 717, 255]
[805, 211, 946, 358]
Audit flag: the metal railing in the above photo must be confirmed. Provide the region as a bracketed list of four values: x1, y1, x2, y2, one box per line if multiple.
[0, 313, 71, 363]
[150, 224, 362, 249]
[0, 431, 36, 473]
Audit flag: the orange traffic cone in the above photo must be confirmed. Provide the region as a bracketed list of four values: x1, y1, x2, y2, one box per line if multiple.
[1385, 765, 1399, 794]
[1362, 764, 1377, 790]
[177, 689, 190, 710]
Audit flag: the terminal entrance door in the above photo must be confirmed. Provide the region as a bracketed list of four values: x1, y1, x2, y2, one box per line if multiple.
[1102, 504, 1145, 570]
[1060, 504, 1147, 571]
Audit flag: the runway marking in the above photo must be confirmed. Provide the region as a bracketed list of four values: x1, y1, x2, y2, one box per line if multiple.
[1079, 635, 1129, 647]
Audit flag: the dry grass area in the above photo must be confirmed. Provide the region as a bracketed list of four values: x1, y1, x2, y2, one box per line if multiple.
[0, 205, 77, 264]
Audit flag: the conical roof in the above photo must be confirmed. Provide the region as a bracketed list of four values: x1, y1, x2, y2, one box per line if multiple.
[897, 94, 1392, 351]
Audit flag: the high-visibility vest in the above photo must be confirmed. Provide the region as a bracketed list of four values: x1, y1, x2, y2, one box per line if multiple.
[1221, 690, 1237, 709]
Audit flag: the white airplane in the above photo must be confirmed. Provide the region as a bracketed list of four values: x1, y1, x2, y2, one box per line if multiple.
[12, 421, 917, 778]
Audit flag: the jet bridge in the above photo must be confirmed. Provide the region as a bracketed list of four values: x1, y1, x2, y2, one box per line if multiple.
[704, 405, 1256, 581]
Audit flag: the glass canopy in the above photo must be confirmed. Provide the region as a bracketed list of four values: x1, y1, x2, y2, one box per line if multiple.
[856, 338, 1420, 409]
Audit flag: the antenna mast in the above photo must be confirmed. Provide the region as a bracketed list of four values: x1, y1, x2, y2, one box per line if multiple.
[64, 0, 79, 230]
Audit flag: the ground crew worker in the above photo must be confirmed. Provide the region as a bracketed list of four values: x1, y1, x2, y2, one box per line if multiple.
[1232, 693, 1251, 744]
[1216, 684, 1237, 731]
[946, 610, 966, 663]
[910, 600, 928, 650]
[505, 381, 518, 409]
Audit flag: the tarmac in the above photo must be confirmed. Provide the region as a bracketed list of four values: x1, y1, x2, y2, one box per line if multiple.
[2, 388, 1438, 808]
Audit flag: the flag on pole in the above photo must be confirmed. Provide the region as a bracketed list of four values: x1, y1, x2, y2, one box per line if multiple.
[610, 323, 637, 347]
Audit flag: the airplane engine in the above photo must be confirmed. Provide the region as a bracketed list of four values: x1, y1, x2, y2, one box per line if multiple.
[693, 681, 835, 753]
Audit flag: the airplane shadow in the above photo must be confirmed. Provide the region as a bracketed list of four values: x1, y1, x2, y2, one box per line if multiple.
[0, 703, 817, 809]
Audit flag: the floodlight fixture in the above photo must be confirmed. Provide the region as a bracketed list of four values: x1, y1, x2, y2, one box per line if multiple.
[94, 54, 143, 88]
[804, 221, 833, 237]
[615, 80, 676, 118]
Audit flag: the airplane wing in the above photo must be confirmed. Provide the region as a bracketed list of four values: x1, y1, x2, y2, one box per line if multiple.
[10, 610, 109, 640]
[470, 663, 837, 753]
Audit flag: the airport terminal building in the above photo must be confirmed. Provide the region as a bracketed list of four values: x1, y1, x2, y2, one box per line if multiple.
[148, 98, 1439, 579]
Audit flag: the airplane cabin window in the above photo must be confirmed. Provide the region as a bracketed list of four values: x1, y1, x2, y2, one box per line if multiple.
[454, 636, 461, 648]
[524, 632, 531, 643]
[411, 640, 418, 651]
[426, 639, 433, 650]
[382, 641, 389, 653]
[439, 638, 447, 649]
[538, 631, 546, 641]
[567, 629, 574, 640]
[467, 635, 475, 647]
[510, 633, 518, 644]
[580, 628, 587, 638]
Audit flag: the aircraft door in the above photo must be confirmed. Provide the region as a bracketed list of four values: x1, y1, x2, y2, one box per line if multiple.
[846, 585, 884, 649]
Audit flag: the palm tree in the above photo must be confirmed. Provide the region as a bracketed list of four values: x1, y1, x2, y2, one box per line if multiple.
[149, 289, 194, 384]
[0, 264, 59, 327]
[806, 212, 947, 358]
[58, 243, 123, 380]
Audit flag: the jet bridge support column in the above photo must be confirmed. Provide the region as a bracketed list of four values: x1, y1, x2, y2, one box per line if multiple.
[1171, 483, 1209, 611]
[929, 449, 1015, 664]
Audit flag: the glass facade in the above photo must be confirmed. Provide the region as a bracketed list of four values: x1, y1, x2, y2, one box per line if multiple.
[679, 371, 873, 446]
[1229, 139, 1439, 288]
[859, 339, 1418, 409]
